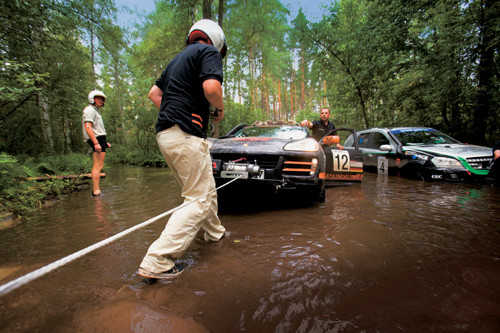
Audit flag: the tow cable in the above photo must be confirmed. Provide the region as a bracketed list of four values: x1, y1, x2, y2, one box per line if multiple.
[0, 175, 242, 297]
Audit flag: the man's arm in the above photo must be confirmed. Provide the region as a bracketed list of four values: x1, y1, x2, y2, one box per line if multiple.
[148, 85, 163, 110]
[203, 79, 224, 121]
[300, 120, 313, 128]
[84, 122, 102, 152]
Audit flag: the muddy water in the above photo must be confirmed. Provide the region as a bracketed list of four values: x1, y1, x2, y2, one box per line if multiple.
[0, 165, 499, 332]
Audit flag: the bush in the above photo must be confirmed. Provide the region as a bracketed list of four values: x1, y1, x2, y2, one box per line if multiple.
[106, 145, 166, 167]
[0, 152, 94, 218]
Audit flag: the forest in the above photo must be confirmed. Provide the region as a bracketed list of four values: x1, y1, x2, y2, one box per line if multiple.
[1, 0, 499, 161]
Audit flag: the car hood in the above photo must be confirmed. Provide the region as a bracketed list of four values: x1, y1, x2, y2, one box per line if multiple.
[403, 144, 492, 158]
[210, 137, 295, 154]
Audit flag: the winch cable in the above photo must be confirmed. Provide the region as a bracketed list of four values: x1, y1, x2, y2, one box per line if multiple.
[0, 175, 242, 297]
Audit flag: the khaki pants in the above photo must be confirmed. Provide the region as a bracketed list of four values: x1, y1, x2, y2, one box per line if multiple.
[140, 125, 225, 273]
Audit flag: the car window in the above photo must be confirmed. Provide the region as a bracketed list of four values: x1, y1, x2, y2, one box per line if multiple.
[371, 132, 390, 149]
[344, 134, 354, 147]
[357, 133, 371, 148]
[391, 128, 460, 146]
[234, 126, 308, 139]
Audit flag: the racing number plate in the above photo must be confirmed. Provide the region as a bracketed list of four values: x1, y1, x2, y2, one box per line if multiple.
[220, 171, 249, 179]
[332, 150, 350, 172]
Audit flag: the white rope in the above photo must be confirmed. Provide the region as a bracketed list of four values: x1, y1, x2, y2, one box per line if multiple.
[0, 176, 241, 297]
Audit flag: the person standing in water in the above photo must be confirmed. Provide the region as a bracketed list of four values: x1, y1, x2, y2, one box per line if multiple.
[138, 19, 228, 279]
[82, 90, 111, 197]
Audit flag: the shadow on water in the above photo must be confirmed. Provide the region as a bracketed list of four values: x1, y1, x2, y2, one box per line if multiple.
[0, 166, 500, 332]
[217, 183, 323, 214]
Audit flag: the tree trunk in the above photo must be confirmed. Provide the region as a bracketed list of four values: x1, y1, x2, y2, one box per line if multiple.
[323, 79, 327, 106]
[290, 71, 295, 119]
[472, 0, 496, 145]
[249, 50, 255, 109]
[63, 114, 72, 154]
[300, 49, 305, 110]
[90, 27, 96, 87]
[278, 79, 282, 120]
[37, 93, 54, 151]
[113, 62, 127, 144]
[33, 15, 54, 152]
[218, 0, 224, 25]
[283, 79, 288, 120]
[203, 0, 213, 20]
[29, 173, 105, 181]
[356, 85, 370, 129]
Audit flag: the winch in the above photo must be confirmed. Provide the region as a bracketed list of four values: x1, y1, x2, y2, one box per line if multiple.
[221, 161, 260, 179]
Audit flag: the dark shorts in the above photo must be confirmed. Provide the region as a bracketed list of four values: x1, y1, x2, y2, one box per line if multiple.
[87, 136, 108, 152]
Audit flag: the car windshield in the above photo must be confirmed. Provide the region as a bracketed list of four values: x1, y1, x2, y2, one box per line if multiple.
[233, 126, 308, 140]
[390, 128, 460, 146]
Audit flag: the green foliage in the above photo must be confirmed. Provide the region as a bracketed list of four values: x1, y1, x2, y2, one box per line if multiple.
[1, 0, 499, 175]
[218, 101, 268, 134]
[0, 153, 94, 217]
[299, 0, 499, 144]
[295, 109, 319, 124]
[0, 0, 124, 156]
[106, 145, 166, 167]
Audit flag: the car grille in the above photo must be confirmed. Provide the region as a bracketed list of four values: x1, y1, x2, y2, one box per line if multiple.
[466, 157, 493, 170]
[282, 159, 317, 176]
[212, 154, 317, 176]
[283, 161, 313, 176]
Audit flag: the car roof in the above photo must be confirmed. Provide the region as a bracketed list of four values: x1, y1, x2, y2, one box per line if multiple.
[358, 127, 434, 133]
[389, 127, 434, 131]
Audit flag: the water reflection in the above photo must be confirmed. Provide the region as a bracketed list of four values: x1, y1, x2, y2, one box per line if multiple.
[93, 196, 115, 238]
[0, 167, 499, 332]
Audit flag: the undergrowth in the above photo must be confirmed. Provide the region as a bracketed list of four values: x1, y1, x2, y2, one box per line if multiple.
[0, 153, 94, 218]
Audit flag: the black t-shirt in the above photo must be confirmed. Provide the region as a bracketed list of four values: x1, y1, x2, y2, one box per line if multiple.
[155, 43, 223, 138]
[311, 120, 336, 141]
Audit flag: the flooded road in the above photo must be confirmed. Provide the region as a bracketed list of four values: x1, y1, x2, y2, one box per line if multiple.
[0, 165, 499, 332]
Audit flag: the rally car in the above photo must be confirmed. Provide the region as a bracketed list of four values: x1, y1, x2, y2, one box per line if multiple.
[344, 127, 493, 181]
[209, 122, 363, 202]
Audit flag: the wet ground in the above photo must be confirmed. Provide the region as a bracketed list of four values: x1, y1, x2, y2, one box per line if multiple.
[0, 165, 499, 332]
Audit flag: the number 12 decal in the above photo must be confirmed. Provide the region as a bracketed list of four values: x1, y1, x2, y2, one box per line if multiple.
[332, 151, 350, 171]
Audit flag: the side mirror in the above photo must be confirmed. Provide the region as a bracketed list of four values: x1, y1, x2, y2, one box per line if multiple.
[322, 135, 340, 146]
[379, 144, 392, 152]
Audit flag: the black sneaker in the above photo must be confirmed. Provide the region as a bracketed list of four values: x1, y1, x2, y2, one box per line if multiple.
[138, 264, 184, 279]
[219, 231, 230, 240]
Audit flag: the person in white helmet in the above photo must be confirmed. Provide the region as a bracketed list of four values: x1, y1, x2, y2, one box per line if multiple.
[82, 90, 111, 197]
[138, 19, 228, 279]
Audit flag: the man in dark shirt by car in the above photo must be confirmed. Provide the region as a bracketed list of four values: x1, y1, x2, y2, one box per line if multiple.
[300, 107, 336, 141]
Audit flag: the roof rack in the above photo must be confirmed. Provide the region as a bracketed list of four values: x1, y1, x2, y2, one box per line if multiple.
[252, 120, 298, 126]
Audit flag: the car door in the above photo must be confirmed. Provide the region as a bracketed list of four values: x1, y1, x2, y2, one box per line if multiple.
[364, 131, 407, 174]
[357, 132, 378, 169]
[321, 128, 364, 182]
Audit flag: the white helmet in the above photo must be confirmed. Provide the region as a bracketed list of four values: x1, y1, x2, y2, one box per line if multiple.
[187, 19, 227, 58]
[88, 90, 106, 104]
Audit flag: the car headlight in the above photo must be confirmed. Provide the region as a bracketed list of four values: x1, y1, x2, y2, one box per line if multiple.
[405, 151, 430, 163]
[284, 138, 320, 152]
[430, 157, 465, 170]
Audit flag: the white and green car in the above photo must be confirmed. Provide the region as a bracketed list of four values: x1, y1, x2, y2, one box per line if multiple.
[344, 127, 493, 182]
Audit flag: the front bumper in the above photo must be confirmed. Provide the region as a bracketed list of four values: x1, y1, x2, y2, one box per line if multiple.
[211, 156, 324, 190]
